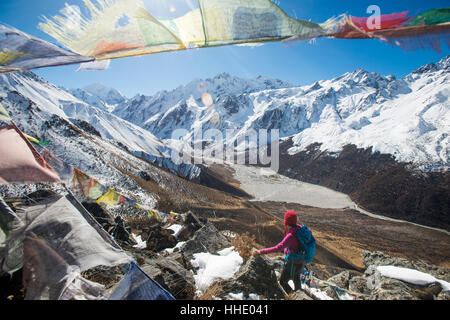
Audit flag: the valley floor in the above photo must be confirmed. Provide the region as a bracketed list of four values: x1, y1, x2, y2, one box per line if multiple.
[229, 162, 450, 235]
[196, 163, 450, 271]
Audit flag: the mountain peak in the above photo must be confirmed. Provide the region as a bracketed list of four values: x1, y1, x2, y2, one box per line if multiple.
[68, 83, 127, 112]
[215, 72, 232, 79]
[352, 68, 368, 75]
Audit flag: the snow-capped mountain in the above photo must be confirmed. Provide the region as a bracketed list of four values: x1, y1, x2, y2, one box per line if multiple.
[112, 73, 294, 139]
[68, 83, 128, 113]
[100, 56, 449, 171]
[2, 56, 448, 178]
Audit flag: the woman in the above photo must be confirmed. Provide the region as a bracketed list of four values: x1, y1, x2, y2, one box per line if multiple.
[252, 210, 303, 294]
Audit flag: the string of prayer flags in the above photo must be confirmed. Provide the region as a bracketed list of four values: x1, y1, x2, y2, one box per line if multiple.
[37, 1, 450, 62]
[0, 2, 447, 74]
[38, 0, 331, 61]
[24, 133, 50, 147]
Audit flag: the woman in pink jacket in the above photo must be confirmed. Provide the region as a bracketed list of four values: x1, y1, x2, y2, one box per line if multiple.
[252, 211, 303, 294]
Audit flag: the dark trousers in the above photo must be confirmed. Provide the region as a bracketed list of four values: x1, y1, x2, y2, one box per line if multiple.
[280, 259, 303, 294]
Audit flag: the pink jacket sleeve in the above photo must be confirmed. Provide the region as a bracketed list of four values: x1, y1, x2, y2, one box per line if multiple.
[259, 233, 293, 255]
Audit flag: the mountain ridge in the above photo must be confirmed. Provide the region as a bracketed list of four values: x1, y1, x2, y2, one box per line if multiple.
[70, 55, 450, 171]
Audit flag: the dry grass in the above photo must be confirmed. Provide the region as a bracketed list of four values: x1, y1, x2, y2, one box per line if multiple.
[284, 292, 297, 300]
[230, 232, 257, 263]
[195, 283, 222, 300]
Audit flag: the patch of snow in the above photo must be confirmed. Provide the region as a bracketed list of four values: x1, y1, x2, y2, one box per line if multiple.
[131, 233, 147, 249]
[377, 266, 450, 291]
[226, 292, 261, 300]
[190, 247, 243, 293]
[162, 241, 186, 255]
[166, 223, 185, 238]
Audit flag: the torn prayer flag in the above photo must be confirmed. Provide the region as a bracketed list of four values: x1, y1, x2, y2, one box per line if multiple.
[72, 168, 107, 200]
[0, 24, 94, 74]
[0, 124, 61, 184]
[38, 0, 331, 60]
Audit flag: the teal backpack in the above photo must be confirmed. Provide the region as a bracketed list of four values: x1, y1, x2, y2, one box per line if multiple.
[286, 225, 316, 264]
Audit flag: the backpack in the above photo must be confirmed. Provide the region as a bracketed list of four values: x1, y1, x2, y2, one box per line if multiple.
[286, 225, 316, 264]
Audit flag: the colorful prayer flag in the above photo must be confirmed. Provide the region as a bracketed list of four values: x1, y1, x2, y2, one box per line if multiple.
[96, 188, 125, 206]
[72, 168, 107, 200]
[0, 24, 93, 74]
[406, 8, 450, 26]
[38, 0, 331, 61]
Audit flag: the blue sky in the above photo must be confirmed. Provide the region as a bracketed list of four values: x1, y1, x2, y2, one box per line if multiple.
[0, 0, 448, 97]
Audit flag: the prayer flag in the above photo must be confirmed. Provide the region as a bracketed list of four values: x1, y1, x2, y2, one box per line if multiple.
[96, 188, 125, 206]
[72, 168, 107, 200]
[0, 124, 61, 184]
[0, 24, 93, 73]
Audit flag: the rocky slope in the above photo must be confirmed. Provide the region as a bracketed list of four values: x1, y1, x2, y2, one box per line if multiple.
[2, 197, 448, 301]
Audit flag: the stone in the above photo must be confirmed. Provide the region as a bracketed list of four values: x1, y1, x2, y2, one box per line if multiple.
[212, 255, 285, 300]
[369, 278, 418, 300]
[327, 271, 352, 289]
[181, 222, 230, 260]
[145, 225, 177, 252]
[362, 251, 450, 282]
[436, 290, 450, 300]
[412, 282, 443, 300]
[349, 276, 371, 295]
[292, 290, 314, 300]
[142, 254, 196, 300]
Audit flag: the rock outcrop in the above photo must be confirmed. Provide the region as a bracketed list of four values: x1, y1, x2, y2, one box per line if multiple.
[325, 251, 450, 300]
[210, 255, 285, 300]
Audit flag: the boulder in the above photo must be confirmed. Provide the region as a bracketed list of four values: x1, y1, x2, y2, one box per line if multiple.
[368, 278, 418, 300]
[437, 290, 450, 300]
[348, 276, 371, 295]
[141, 253, 196, 300]
[211, 255, 285, 300]
[177, 211, 206, 242]
[412, 282, 443, 300]
[360, 251, 450, 300]
[327, 271, 352, 289]
[145, 225, 177, 252]
[181, 222, 230, 260]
